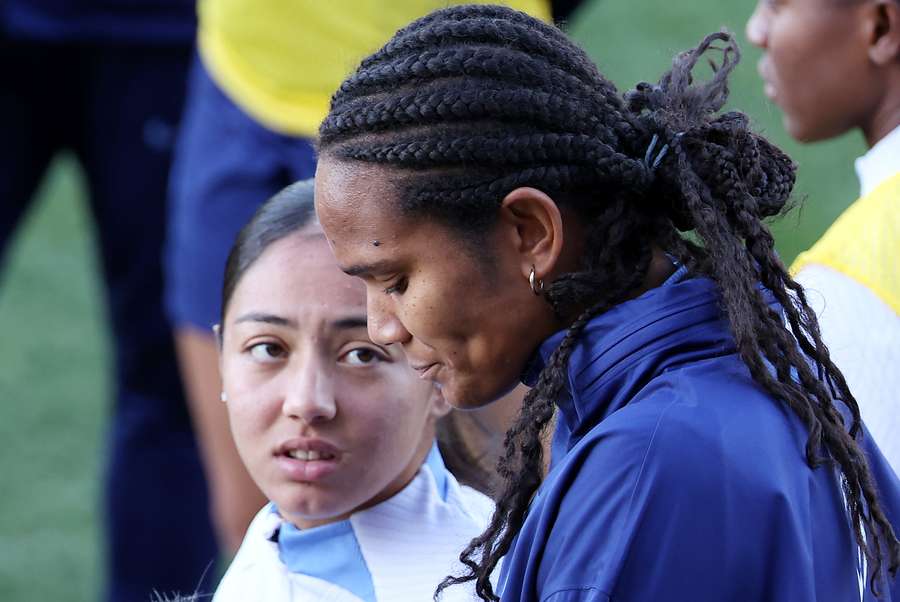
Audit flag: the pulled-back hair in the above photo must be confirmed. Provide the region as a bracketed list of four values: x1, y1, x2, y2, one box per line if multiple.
[220, 179, 318, 325]
[319, 5, 899, 599]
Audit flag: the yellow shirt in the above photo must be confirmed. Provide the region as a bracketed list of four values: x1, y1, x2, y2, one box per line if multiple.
[198, 0, 552, 138]
[792, 172, 900, 315]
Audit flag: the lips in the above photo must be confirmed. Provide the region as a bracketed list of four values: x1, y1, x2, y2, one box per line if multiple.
[410, 362, 440, 381]
[275, 438, 342, 482]
[757, 58, 777, 101]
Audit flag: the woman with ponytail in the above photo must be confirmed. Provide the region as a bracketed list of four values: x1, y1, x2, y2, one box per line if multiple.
[314, 5, 900, 601]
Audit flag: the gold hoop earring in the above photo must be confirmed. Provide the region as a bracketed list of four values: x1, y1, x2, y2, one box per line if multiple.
[529, 265, 544, 295]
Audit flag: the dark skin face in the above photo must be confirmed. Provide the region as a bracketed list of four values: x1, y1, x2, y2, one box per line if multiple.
[746, 0, 900, 146]
[315, 157, 675, 410]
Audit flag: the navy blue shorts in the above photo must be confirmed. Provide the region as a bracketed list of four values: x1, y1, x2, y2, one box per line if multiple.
[166, 55, 318, 332]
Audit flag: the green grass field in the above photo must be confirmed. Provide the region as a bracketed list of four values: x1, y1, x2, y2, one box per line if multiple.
[0, 3, 867, 600]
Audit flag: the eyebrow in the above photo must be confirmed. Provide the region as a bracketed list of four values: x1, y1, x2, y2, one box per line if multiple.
[333, 316, 368, 330]
[232, 313, 367, 331]
[233, 312, 296, 328]
[342, 259, 399, 277]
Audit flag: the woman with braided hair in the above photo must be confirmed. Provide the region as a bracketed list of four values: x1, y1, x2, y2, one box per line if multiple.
[314, 5, 900, 601]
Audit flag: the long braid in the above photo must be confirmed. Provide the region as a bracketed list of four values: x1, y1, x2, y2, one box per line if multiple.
[318, 7, 899, 599]
[639, 33, 899, 590]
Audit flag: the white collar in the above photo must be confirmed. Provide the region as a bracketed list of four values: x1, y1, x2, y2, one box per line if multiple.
[237, 461, 494, 602]
[854, 123, 900, 197]
[349, 462, 494, 602]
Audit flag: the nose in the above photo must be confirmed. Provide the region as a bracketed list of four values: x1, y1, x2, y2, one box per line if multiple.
[281, 351, 337, 423]
[746, 3, 769, 48]
[366, 292, 412, 346]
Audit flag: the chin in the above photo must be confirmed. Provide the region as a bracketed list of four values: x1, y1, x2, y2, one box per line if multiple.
[784, 115, 847, 144]
[278, 494, 348, 524]
[441, 382, 486, 410]
[444, 375, 516, 411]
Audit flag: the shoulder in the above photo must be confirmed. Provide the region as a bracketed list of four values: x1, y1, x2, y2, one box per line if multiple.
[213, 505, 285, 601]
[545, 372, 809, 549]
[533, 383, 834, 600]
[792, 174, 900, 314]
[795, 174, 900, 266]
[795, 264, 895, 321]
[570, 366, 792, 485]
[214, 505, 365, 602]
[793, 263, 899, 376]
[452, 482, 495, 525]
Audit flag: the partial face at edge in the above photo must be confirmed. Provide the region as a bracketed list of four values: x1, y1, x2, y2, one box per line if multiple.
[746, 0, 879, 142]
[314, 157, 554, 410]
[220, 231, 444, 529]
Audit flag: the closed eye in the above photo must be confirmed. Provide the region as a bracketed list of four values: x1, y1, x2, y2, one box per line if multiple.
[383, 276, 408, 295]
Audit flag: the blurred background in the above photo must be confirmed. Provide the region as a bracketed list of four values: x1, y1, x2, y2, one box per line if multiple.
[0, 1, 866, 600]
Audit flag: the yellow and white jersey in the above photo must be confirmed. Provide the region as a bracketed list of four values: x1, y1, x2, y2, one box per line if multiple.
[792, 125, 900, 475]
[197, 0, 552, 137]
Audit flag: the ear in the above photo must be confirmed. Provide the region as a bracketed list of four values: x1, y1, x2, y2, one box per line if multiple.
[497, 187, 565, 285]
[867, 0, 900, 65]
[428, 386, 452, 420]
[212, 323, 225, 375]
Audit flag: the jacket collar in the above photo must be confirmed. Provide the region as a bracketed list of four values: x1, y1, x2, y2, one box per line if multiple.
[524, 276, 777, 451]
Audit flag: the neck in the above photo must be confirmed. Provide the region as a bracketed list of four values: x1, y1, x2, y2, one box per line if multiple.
[862, 82, 900, 147]
[631, 247, 677, 299]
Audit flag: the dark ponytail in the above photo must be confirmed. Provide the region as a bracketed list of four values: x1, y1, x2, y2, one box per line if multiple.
[219, 179, 318, 328]
[318, 7, 899, 600]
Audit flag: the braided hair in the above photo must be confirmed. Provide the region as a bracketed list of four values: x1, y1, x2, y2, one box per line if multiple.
[318, 6, 900, 600]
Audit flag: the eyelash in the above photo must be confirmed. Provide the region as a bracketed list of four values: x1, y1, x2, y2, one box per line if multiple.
[247, 341, 286, 362]
[383, 277, 407, 295]
[341, 346, 390, 366]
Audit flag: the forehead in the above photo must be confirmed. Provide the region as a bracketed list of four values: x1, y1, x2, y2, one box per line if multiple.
[315, 157, 404, 237]
[314, 157, 420, 268]
[227, 232, 366, 320]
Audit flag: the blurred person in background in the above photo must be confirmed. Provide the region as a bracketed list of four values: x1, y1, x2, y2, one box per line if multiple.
[747, 0, 900, 473]
[0, 0, 218, 600]
[165, 0, 567, 554]
[210, 179, 495, 601]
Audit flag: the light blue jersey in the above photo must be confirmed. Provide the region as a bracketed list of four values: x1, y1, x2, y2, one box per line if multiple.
[274, 446, 450, 601]
[214, 444, 494, 602]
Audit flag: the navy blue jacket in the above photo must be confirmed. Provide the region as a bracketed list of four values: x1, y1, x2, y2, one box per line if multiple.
[499, 276, 900, 602]
[1, 0, 195, 43]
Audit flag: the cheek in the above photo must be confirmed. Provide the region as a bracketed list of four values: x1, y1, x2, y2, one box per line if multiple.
[403, 267, 494, 342]
[222, 366, 279, 447]
[769, 26, 812, 81]
[770, 15, 846, 90]
[225, 398, 269, 461]
[340, 375, 432, 450]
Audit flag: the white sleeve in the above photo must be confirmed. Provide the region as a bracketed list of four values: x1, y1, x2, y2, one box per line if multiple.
[796, 264, 900, 475]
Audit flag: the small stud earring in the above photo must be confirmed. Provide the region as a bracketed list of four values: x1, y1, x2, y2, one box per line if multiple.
[529, 265, 544, 295]
[220, 391, 228, 403]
